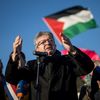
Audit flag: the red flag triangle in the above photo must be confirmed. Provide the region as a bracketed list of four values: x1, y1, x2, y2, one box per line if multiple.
[43, 18, 64, 43]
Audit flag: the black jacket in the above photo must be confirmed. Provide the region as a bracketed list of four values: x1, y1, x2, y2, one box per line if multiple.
[90, 66, 100, 100]
[5, 47, 94, 100]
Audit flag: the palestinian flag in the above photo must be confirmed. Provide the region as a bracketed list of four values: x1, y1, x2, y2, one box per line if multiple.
[43, 5, 97, 43]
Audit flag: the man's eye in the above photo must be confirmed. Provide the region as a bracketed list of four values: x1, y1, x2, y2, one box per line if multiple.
[39, 40, 46, 45]
[41, 41, 46, 44]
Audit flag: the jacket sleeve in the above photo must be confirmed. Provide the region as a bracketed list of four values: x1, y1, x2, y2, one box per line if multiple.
[5, 52, 31, 85]
[68, 46, 94, 76]
[5, 53, 20, 85]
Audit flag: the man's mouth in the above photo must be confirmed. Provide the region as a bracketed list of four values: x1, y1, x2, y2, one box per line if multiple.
[45, 47, 52, 51]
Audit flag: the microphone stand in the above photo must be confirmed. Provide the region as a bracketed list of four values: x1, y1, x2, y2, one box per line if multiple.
[33, 51, 47, 100]
[35, 56, 41, 100]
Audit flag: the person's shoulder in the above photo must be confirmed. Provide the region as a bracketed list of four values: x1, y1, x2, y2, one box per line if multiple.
[25, 60, 37, 70]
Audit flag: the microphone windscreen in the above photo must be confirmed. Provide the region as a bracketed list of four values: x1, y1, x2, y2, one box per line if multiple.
[33, 51, 48, 56]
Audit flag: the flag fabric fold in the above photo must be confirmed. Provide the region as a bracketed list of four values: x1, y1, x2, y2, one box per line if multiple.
[2, 76, 18, 100]
[3, 79, 29, 100]
[43, 5, 97, 43]
[5, 82, 18, 100]
[61, 48, 100, 61]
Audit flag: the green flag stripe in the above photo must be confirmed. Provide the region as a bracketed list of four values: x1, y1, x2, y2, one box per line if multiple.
[63, 19, 97, 38]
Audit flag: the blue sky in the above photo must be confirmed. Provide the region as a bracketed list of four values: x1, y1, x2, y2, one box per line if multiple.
[0, 0, 100, 74]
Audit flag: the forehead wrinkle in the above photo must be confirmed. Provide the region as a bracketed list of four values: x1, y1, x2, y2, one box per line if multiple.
[36, 35, 51, 45]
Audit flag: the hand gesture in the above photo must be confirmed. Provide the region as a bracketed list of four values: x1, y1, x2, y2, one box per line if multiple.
[60, 33, 75, 52]
[12, 35, 23, 61]
[60, 33, 76, 54]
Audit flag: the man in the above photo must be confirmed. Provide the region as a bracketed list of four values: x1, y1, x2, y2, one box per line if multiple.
[5, 31, 94, 100]
[0, 60, 6, 100]
[90, 60, 100, 100]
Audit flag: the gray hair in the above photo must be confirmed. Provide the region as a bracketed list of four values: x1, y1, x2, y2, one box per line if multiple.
[34, 31, 55, 47]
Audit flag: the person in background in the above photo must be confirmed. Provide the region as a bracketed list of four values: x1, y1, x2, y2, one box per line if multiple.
[5, 31, 94, 100]
[78, 60, 100, 100]
[78, 68, 92, 100]
[94, 80, 100, 100]
[90, 60, 100, 100]
[0, 59, 6, 100]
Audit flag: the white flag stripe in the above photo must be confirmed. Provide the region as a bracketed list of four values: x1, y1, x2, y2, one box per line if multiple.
[57, 10, 93, 30]
[6, 82, 18, 100]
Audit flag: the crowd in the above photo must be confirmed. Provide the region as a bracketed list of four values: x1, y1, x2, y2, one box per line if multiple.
[0, 31, 100, 100]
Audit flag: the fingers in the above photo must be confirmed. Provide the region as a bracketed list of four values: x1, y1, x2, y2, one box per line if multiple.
[14, 35, 22, 46]
[60, 33, 69, 40]
[60, 33, 75, 52]
[13, 35, 22, 53]
[60, 33, 70, 44]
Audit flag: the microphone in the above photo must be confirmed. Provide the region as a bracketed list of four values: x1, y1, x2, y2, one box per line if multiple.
[33, 51, 48, 56]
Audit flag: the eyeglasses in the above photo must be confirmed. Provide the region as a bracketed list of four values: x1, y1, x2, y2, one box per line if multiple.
[36, 39, 53, 48]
